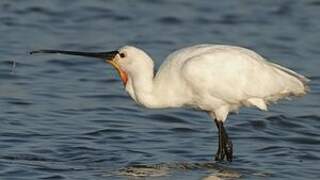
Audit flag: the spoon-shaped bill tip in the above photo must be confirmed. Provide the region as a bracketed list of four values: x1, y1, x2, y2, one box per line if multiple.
[29, 50, 54, 55]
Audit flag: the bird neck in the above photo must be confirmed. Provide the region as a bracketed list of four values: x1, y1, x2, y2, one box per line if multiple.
[125, 67, 160, 108]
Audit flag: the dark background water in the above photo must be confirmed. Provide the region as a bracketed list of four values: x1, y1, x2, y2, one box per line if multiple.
[1, 0, 320, 179]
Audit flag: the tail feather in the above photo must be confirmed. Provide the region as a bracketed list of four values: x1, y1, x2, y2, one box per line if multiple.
[269, 62, 310, 95]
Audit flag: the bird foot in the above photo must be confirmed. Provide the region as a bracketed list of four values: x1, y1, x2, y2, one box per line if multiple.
[214, 149, 224, 161]
[214, 140, 233, 162]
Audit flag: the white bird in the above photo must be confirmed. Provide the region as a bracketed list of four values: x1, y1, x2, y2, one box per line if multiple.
[30, 44, 309, 162]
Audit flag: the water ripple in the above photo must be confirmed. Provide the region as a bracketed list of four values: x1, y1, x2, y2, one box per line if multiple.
[84, 129, 127, 136]
[157, 16, 184, 25]
[146, 114, 190, 124]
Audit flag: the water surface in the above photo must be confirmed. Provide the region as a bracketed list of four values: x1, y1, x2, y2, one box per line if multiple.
[1, 0, 320, 179]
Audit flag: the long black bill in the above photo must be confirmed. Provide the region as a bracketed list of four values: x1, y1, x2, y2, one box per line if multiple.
[30, 49, 119, 60]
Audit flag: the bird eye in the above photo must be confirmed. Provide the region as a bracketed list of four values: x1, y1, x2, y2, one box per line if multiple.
[119, 53, 126, 58]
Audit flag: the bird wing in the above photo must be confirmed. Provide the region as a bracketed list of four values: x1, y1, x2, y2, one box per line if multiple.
[180, 46, 308, 111]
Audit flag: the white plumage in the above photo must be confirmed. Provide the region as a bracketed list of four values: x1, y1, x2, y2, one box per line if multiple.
[119, 44, 308, 122]
[31, 44, 309, 162]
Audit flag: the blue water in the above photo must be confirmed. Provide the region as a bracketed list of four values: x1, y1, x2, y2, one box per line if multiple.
[1, 0, 320, 179]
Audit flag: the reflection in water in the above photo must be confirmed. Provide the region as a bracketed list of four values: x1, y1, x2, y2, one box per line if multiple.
[115, 161, 270, 179]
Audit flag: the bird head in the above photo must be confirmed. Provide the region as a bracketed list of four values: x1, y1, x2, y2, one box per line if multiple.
[30, 45, 154, 86]
[113, 46, 154, 81]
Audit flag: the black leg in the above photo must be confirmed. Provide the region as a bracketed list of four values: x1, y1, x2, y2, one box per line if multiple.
[215, 120, 233, 162]
[214, 120, 225, 161]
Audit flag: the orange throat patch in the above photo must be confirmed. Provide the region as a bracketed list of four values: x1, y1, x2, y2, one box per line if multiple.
[118, 68, 128, 86]
[108, 61, 128, 86]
